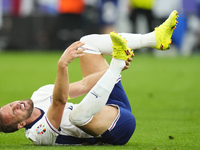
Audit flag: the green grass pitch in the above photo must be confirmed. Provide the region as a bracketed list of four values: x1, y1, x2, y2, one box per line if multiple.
[0, 51, 199, 150]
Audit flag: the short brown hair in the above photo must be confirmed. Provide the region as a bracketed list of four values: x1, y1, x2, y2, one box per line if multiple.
[0, 111, 19, 133]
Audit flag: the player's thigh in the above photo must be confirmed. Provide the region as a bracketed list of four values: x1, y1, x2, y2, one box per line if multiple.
[77, 105, 118, 136]
[101, 106, 136, 145]
[79, 53, 109, 77]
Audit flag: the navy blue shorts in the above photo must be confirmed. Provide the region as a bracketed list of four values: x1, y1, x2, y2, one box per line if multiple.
[101, 81, 136, 145]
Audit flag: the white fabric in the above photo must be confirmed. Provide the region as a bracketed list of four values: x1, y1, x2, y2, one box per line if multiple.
[80, 32, 156, 55]
[25, 85, 93, 145]
[69, 58, 124, 126]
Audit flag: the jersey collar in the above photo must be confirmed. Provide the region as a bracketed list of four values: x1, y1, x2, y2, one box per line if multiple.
[24, 107, 45, 129]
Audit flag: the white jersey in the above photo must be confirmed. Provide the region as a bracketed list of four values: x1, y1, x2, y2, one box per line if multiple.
[25, 85, 100, 146]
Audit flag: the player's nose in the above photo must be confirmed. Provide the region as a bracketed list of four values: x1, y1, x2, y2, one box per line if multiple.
[12, 102, 20, 110]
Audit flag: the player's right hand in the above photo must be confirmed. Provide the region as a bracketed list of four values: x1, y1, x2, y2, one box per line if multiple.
[122, 53, 134, 71]
[59, 41, 86, 66]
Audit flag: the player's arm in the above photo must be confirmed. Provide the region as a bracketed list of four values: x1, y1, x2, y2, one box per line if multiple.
[47, 41, 86, 130]
[68, 56, 134, 99]
[68, 69, 107, 99]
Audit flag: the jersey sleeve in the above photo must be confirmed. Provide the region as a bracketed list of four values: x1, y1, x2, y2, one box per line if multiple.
[31, 84, 54, 102]
[25, 116, 60, 146]
[31, 84, 71, 103]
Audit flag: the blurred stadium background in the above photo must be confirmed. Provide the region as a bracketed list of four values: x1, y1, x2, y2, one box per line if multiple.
[0, 1, 200, 149]
[0, 0, 199, 56]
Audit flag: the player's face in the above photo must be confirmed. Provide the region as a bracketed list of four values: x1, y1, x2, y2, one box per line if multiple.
[0, 99, 34, 126]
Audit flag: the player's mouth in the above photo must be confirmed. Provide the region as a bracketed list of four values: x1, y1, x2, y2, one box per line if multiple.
[20, 102, 26, 110]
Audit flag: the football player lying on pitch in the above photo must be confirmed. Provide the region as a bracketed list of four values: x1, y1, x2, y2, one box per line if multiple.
[0, 10, 178, 145]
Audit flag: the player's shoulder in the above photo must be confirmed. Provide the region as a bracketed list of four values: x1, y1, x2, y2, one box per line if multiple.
[25, 113, 59, 146]
[31, 84, 54, 104]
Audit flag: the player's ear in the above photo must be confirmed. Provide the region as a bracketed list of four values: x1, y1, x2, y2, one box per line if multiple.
[17, 121, 26, 129]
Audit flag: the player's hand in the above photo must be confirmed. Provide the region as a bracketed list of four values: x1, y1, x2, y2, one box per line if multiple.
[122, 53, 134, 71]
[59, 41, 86, 66]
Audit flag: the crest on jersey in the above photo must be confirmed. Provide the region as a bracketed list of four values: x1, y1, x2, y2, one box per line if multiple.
[36, 124, 46, 135]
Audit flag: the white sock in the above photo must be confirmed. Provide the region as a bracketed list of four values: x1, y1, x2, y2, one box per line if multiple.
[80, 32, 156, 55]
[69, 58, 125, 126]
[121, 32, 156, 49]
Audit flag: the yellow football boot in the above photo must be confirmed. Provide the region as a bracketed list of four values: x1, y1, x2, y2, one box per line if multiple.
[110, 31, 133, 61]
[153, 10, 179, 50]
